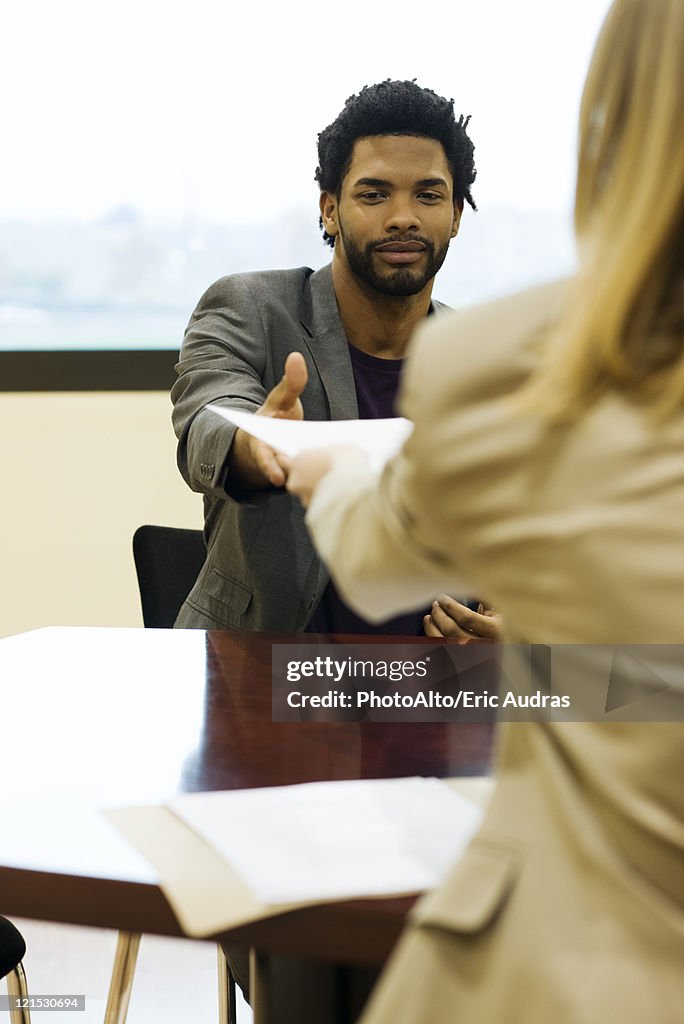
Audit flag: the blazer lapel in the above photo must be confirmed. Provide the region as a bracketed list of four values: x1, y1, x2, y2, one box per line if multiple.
[300, 263, 445, 421]
[301, 264, 359, 420]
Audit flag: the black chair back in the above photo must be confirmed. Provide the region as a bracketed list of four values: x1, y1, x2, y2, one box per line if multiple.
[132, 525, 206, 628]
[0, 916, 26, 981]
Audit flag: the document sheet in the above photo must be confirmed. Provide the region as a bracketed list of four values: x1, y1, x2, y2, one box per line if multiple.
[167, 776, 483, 905]
[206, 404, 413, 473]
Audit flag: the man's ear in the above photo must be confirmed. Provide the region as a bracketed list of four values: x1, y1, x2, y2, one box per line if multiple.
[319, 192, 339, 237]
[450, 198, 464, 238]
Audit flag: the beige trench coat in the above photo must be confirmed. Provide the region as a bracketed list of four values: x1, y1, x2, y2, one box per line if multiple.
[306, 281, 684, 1023]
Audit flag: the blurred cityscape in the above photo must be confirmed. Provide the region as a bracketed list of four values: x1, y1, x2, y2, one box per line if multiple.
[0, 205, 576, 351]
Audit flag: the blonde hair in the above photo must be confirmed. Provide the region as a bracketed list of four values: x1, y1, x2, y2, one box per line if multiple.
[522, 0, 684, 421]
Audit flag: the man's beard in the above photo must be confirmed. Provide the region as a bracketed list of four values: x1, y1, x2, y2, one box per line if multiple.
[338, 225, 451, 297]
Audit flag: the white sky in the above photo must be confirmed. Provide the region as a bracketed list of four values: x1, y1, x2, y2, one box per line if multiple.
[3, 0, 613, 224]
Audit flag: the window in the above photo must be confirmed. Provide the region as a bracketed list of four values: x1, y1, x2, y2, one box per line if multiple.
[1, 0, 611, 386]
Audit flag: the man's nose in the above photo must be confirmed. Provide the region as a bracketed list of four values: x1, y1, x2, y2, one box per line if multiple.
[383, 198, 420, 234]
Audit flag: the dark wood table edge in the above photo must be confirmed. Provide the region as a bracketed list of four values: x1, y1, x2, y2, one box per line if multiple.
[0, 865, 413, 965]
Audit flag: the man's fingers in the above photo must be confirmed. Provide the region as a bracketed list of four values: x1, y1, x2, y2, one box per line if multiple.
[429, 601, 474, 639]
[254, 441, 287, 487]
[261, 352, 308, 417]
[433, 595, 502, 639]
[423, 615, 445, 638]
[284, 351, 308, 391]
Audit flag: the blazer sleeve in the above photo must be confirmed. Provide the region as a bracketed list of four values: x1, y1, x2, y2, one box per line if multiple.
[170, 275, 270, 499]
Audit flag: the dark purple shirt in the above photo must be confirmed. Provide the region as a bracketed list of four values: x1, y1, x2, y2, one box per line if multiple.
[306, 344, 426, 636]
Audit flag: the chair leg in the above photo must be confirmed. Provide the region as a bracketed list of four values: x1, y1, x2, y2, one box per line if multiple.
[217, 944, 238, 1024]
[103, 932, 141, 1024]
[7, 962, 31, 1024]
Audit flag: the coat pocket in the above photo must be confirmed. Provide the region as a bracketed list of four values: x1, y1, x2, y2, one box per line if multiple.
[202, 566, 253, 615]
[412, 839, 520, 934]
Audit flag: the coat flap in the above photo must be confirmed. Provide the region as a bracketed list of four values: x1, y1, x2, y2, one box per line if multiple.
[204, 566, 253, 615]
[412, 840, 520, 934]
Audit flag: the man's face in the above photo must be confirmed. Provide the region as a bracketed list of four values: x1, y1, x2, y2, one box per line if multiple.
[320, 135, 461, 297]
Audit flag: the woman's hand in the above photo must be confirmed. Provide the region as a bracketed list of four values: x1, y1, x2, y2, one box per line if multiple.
[284, 446, 360, 507]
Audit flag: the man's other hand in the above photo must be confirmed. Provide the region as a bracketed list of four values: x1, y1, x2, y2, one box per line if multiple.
[229, 352, 308, 489]
[423, 595, 503, 640]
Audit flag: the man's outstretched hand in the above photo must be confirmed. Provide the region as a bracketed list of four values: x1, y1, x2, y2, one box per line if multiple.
[229, 352, 308, 489]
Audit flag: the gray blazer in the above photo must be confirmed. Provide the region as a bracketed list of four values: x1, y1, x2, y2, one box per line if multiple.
[171, 264, 444, 630]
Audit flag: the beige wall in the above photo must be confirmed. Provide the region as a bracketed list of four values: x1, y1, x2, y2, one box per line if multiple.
[0, 392, 202, 639]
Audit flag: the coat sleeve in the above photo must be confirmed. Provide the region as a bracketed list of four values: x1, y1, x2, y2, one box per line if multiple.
[305, 319, 475, 621]
[305, 281, 564, 623]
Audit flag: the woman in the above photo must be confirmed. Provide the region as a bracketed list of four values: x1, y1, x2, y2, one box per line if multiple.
[285, 0, 684, 1019]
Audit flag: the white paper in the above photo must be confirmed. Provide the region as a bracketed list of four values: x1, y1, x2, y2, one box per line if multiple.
[207, 404, 413, 473]
[167, 777, 483, 905]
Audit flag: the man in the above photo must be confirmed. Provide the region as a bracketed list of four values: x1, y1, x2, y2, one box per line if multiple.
[172, 79, 498, 638]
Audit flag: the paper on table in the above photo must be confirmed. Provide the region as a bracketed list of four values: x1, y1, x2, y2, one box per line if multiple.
[207, 404, 413, 473]
[167, 777, 483, 905]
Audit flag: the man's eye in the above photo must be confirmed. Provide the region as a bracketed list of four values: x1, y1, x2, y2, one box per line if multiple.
[359, 192, 385, 201]
[418, 192, 443, 202]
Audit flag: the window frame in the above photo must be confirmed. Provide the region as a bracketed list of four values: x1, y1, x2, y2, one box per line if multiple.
[0, 350, 178, 391]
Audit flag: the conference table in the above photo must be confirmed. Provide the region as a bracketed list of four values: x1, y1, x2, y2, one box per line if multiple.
[0, 627, 494, 1023]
